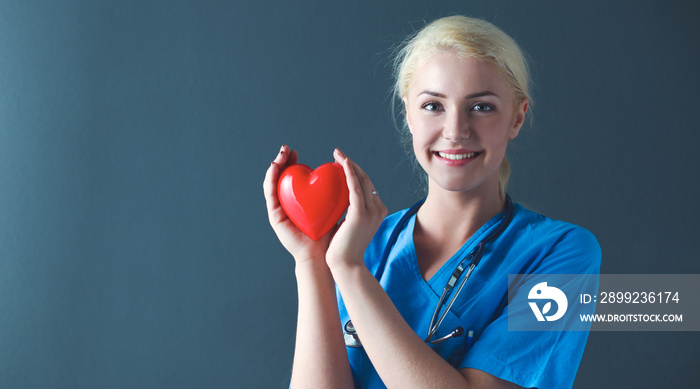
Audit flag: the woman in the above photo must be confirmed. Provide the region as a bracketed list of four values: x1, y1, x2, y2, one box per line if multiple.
[263, 16, 600, 389]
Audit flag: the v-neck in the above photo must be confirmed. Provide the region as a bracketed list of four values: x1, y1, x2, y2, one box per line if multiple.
[403, 208, 510, 293]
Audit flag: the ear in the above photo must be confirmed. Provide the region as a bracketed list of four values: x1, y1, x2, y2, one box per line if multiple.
[402, 96, 413, 134]
[509, 98, 529, 140]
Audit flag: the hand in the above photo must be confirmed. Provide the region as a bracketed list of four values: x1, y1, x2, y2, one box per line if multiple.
[325, 149, 388, 270]
[263, 145, 333, 263]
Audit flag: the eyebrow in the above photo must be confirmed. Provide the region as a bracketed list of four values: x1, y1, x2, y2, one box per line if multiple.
[417, 90, 499, 99]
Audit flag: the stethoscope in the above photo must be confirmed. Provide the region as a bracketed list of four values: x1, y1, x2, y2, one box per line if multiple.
[344, 195, 515, 348]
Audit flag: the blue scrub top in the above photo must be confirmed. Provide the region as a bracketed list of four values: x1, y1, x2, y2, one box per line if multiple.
[337, 201, 601, 389]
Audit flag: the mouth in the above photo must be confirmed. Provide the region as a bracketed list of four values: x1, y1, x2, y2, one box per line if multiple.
[434, 151, 481, 161]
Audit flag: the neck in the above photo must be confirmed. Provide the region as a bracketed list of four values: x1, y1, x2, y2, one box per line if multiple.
[416, 184, 505, 245]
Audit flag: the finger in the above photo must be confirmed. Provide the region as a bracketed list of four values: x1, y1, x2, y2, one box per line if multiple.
[334, 148, 366, 211]
[273, 145, 299, 171]
[264, 146, 294, 225]
[272, 144, 291, 166]
[263, 162, 285, 223]
[345, 158, 386, 219]
[287, 148, 298, 166]
[334, 149, 382, 209]
[265, 144, 298, 190]
[264, 145, 288, 201]
[347, 157, 375, 195]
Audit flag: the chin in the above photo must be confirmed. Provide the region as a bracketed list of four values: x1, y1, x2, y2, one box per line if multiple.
[429, 172, 499, 196]
[431, 178, 479, 193]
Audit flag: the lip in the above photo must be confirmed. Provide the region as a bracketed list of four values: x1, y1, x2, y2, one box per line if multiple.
[433, 149, 482, 166]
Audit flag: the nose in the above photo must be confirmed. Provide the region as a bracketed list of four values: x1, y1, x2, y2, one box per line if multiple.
[442, 108, 470, 142]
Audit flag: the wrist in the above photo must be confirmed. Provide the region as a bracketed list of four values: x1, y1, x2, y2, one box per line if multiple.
[327, 256, 367, 281]
[294, 258, 332, 278]
[294, 259, 337, 300]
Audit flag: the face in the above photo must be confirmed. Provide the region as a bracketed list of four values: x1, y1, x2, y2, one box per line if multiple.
[403, 52, 528, 197]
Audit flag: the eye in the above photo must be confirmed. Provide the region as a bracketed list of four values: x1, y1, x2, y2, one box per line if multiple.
[472, 103, 495, 112]
[421, 102, 443, 112]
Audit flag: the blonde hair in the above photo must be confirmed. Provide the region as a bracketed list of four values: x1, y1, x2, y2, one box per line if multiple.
[392, 16, 531, 199]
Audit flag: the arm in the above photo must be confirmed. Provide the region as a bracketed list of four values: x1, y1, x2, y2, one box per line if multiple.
[326, 150, 523, 389]
[290, 261, 353, 389]
[332, 263, 522, 388]
[263, 145, 353, 389]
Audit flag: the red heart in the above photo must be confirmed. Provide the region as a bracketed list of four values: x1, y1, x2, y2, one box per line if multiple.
[278, 162, 350, 241]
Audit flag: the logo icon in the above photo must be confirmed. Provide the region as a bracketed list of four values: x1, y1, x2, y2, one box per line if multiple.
[528, 282, 568, 321]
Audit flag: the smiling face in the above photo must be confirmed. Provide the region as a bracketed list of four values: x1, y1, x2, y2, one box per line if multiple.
[404, 51, 528, 198]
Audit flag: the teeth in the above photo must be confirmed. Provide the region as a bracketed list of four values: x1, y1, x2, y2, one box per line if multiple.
[437, 151, 477, 160]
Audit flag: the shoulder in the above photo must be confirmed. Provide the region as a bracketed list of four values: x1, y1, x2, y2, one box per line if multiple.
[506, 203, 601, 274]
[512, 204, 599, 246]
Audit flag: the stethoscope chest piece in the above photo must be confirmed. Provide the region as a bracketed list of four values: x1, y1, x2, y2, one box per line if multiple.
[344, 320, 362, 348]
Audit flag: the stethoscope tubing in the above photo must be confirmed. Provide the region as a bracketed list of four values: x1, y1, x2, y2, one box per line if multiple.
[346, 195, 515, 347]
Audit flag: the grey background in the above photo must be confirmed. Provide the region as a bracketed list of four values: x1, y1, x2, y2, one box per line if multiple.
[1, 0, 698, 387]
